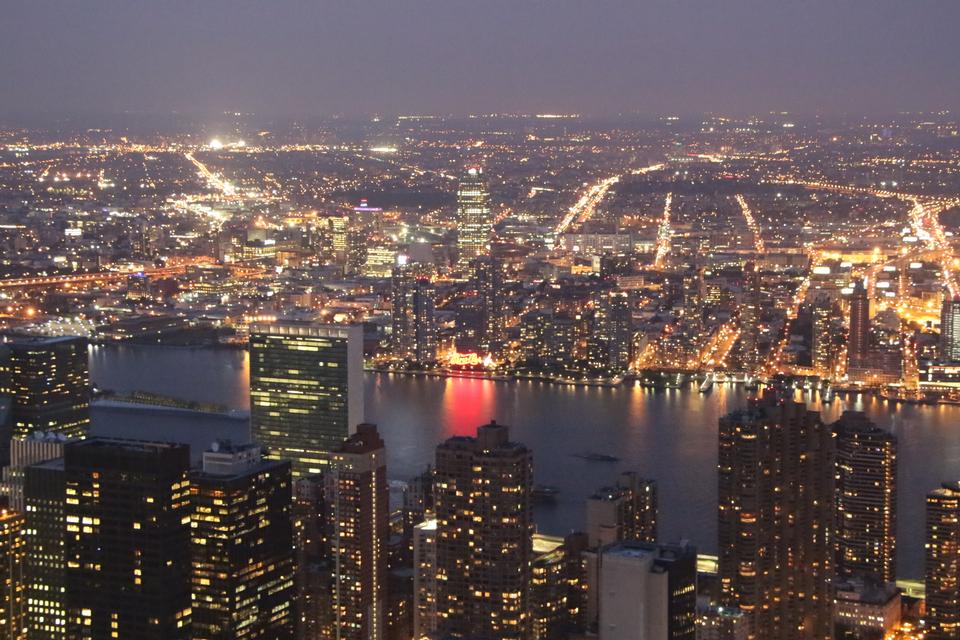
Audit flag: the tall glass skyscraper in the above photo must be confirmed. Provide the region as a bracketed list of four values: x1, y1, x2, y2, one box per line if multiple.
[456, 168, 493, 268]
[249, 323, 364, 477]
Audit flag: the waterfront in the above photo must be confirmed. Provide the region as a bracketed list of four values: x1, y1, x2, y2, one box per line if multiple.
[89, 344, 960, 579]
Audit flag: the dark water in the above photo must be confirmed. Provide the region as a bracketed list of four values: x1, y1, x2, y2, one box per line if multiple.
[88, 344, 960, 580]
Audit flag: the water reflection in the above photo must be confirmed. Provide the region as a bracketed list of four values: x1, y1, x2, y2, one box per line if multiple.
[90, 345, 960, 579]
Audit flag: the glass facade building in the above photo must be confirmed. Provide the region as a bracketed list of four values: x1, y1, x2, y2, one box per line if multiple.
[249, 323, 364, 477]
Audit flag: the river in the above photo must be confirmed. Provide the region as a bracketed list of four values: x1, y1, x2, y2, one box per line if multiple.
[88, 344, 960, 580]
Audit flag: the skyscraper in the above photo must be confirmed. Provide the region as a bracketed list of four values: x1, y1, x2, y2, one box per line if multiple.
[250, 322, 364, 477]
[391, 262, 438, 364]
[847, 279, 870, 372]
[475, 256, 508, 357]
[62, 439, 192, 640]
[23, 458, 67, 640]
[326, 424, 389, 640]
[718, 392, 834, 640]
[586, 472, 657, 548]
[0, 337, 90, 458]
[456, 168, 493, 268]
[811, 293, 835, 377]
[940, 296, 960, 363]
[412, 519, 438, 640]
[190, 442, 295, 640]
[833, 411, 897, 584]
[593, 291, 633, 373]
[596, 541, 696, 640]
[293, 475, 332, 640]
[0, 509, 26, 640]
[434, 421, 533, 640]
[530, 533, 588, 640]
[925, 482, 960, 640]
[738, 264, 762, 373]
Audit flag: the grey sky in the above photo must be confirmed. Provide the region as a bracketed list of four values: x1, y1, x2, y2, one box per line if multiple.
[2, 0, 959, 117]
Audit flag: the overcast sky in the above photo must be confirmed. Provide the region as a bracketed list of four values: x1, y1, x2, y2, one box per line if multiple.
[2, 1, 959, 118]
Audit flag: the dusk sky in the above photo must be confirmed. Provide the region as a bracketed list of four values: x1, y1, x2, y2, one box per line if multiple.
[3, 0, 960, 118]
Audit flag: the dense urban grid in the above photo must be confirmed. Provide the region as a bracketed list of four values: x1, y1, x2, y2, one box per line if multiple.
[0, 112, 958, 639]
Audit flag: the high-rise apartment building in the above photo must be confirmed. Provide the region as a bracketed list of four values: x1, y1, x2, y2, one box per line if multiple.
[412, 519, 437, 640]
[833, 411, 897, 583]
[738, 264, 761, 373]
[586, 472, 657, 548]
[847, 279, 870, 371]
[326, 424, 389, 640]
[0, 337, 90, 457]
[596, 541, 696, 640]
[391, 263, 438, 363]
[593, 291, 633, 372]
[475, 256, 508, 356]
[190, 442, 295, 640]
[0, 509, 26, 640]
[718, 392, 834, 640]
[23, 458, 67, 640]
[940, 296, 960, 362]
[250, 322, 364, 477]
[456, 168, 493, 268]
[925, 482, 960, 640]
[62, 439, 192, 640]
[434, 421, 533, 640]
[811, 294, 836, 376]
[531, 533, 588, 640]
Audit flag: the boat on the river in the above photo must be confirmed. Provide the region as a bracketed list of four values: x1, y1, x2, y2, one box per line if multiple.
[573, 451, 620, 463]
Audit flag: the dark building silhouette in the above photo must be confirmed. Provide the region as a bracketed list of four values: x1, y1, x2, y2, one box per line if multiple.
[62, 439, 192, 640]
[24, 458, 68, 640]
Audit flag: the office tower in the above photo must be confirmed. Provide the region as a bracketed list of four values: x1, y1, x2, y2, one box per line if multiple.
[925, 482, 960, 640]
[940, 296, 960, 362]
[294, 475, 332, 640]
[1, 431, 69, 512]
[250, 322, 364, 477]
[811, 294, 835, 377]
[24, 458, 67, 640]
[586, 472, 657, 548]
[847, 279, 870, 371]
[391, 262, 438, 363]
[833, 411, 897, 583]
[531, 533, 588, 640]
[0, 509, 26, 640]
[738, 263, 761, 373]
[475, 256, 507, 356]
[593, 291, 633, 372]
[0, 336, 90, 445]
[456, 168, 493, 268]
[596, 541, 696, 640]
[325, 424, 389, 640]
[412, 519, 437, 640]
[718, 392, 834, 640]
[190, 443, 295, 640]
[62, 439, 192, 640]
[434, 421, 533, 640]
